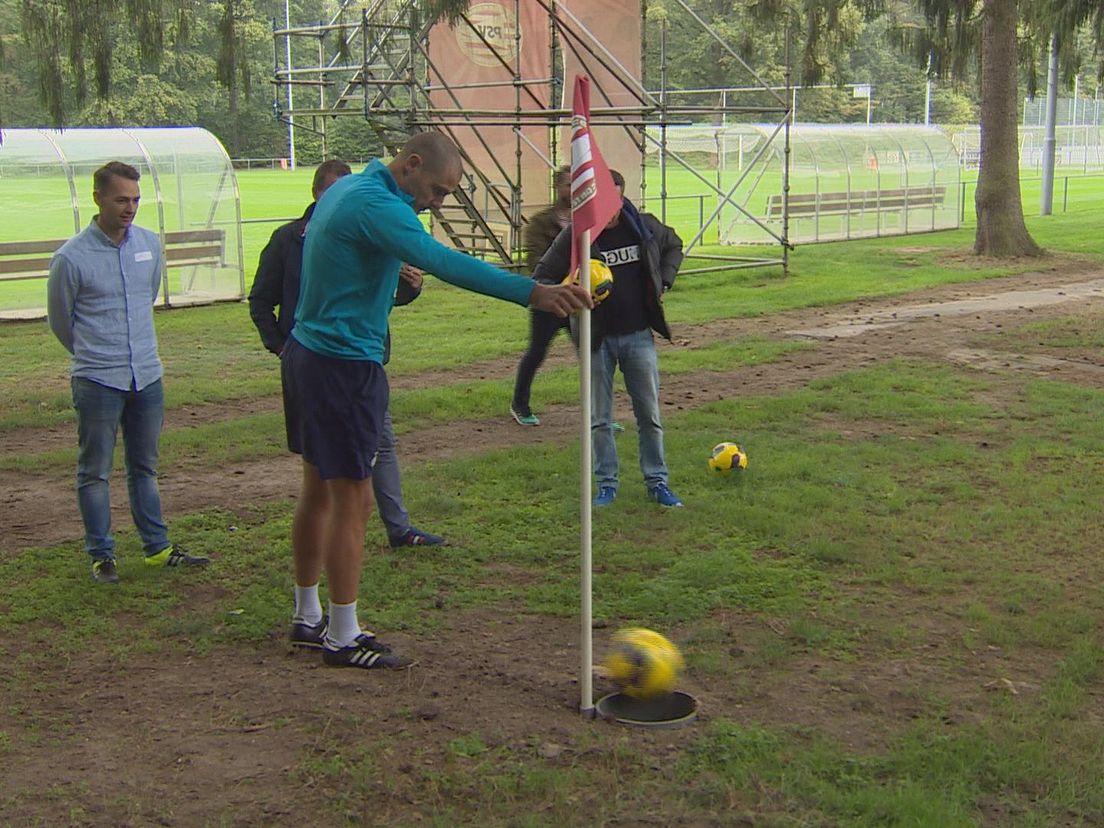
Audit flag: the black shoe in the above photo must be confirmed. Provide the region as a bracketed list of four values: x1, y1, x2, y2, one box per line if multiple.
[322, 633, 415, 670]
[144, 545, 210, 567]
[289, 615, 328, 649]
[91, 559, 119, 584]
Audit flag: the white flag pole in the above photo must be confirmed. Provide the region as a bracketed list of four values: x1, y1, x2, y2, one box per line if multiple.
[579, 227, 595, 718]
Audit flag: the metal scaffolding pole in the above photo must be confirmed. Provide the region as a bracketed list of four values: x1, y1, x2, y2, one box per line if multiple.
[284, 0, 296, 170]
[270, 0, 791, 274]
[658, 12, 667, 224]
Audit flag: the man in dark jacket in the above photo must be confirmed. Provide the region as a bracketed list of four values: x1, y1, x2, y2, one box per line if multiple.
[249, 160, 447, 549]
[250, 160, 351, 356]
[533, 169, 685, 508]
[509, 166, 571, 426]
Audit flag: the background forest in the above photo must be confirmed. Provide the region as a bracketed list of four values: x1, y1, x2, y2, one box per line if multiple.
[3, 0, 1099, 163]
[0, 0, 385, 160]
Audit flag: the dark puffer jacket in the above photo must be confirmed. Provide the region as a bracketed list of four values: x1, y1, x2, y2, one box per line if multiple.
[248, 202, 418, 363]
[532, 198, 683, 349]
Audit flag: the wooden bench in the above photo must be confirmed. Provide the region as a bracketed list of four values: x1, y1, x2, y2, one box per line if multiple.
[765, 186, 947, 220]
[0, 229, 226, 282]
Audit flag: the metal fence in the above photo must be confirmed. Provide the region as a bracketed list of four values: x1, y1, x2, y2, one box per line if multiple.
[1022, 96, 1103, 127]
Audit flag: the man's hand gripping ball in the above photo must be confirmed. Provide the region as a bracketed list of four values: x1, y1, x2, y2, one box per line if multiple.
[560, 259, 614, 305]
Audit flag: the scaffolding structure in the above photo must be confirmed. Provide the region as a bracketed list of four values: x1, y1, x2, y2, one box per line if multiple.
[272, 0, 793, 274]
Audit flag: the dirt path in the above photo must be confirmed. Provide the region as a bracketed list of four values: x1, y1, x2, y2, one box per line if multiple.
[3, 262, 1103, 554]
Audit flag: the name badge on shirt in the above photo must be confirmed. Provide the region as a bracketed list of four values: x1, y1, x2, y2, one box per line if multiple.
[135, 250, 154, 262]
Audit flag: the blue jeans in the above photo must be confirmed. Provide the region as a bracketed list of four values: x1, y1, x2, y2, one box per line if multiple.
[373, 409, 410, 540]
[591, 329, 668, 490]
[72, 377, 169, 561]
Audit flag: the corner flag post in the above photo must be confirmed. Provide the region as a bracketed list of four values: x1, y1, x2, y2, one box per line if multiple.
[578, 228, 594, 717]
[570, 74, 622, 718]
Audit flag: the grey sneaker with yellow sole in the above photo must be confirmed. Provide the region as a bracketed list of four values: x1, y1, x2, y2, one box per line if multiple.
[91, 559, 120, 584]
[144, 545, 210, 567]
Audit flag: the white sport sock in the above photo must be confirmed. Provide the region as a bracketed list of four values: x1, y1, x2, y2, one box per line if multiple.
[293, 584, 323, 626]
[326, 600, 362, 648]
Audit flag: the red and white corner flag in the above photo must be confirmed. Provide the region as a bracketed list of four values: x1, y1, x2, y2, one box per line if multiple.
[571, 73, 620, 719]
[570, 75, 621, 276]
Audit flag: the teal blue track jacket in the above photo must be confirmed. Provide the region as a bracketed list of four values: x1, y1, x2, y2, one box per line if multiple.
[293, 159, 534, 362]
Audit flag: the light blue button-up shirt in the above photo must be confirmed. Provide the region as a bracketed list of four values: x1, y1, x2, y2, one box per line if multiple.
[47, 220, 164, 391]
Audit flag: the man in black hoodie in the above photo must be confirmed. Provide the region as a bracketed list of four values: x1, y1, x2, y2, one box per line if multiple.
[533, 170, 685, 508]
[249, 161, 447, 554]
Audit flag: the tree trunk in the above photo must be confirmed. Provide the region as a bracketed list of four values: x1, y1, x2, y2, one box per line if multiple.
[974, 0, 1042, 256]
[228, 81, 240, 156]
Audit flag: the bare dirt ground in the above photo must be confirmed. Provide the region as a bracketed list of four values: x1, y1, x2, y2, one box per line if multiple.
[3, 259, 1103, 825]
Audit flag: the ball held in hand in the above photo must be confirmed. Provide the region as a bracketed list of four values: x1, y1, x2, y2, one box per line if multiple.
[588, 259, 614, 303]
[562, 259, 614, 304]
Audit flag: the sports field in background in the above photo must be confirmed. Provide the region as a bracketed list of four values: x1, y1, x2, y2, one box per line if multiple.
[4, 165, 1104, 312]
[234, 166, 1104, 275]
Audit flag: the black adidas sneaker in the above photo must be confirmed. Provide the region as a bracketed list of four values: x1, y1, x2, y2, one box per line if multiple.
[322, 634, 415, 670]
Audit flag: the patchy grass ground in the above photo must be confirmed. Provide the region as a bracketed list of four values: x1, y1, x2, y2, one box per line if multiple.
[2, 219, 1104, 825]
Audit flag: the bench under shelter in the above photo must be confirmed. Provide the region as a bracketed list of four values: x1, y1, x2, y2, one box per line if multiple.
[648, 123, 962, 247]
[0, 127, 244, 320]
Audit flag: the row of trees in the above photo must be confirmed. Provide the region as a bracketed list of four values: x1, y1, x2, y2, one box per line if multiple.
[2, 0, 1103, 256]
[649, 0, 1102, 255]
[649, 9, 981, 124]
[0, 0, 391, 160]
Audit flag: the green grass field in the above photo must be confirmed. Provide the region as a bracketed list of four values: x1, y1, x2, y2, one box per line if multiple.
[5, 164, 1104, 313]
[3, 164, 1104, 823]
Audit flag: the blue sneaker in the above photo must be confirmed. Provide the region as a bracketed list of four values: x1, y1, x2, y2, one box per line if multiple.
[594, 486, 617, 506]
[390, 527, 448, 548]
[647, 482, 683, 508]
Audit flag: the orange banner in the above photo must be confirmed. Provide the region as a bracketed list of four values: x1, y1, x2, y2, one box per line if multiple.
[428, 2, 554, 217]
[426, 1, 644, 216]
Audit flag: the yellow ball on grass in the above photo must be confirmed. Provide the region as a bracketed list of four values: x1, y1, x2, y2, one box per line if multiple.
[708, 442, 748, 475]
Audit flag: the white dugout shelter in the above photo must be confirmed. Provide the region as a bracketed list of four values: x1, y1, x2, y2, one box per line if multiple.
[0, 127, 245, 320]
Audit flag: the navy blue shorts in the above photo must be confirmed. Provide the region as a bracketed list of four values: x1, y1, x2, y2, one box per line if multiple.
[281, 336, 389, 480]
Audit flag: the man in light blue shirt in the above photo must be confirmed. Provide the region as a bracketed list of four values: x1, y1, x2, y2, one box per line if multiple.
[283, 133, 592, 670]
[47, 161, 210, 584]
